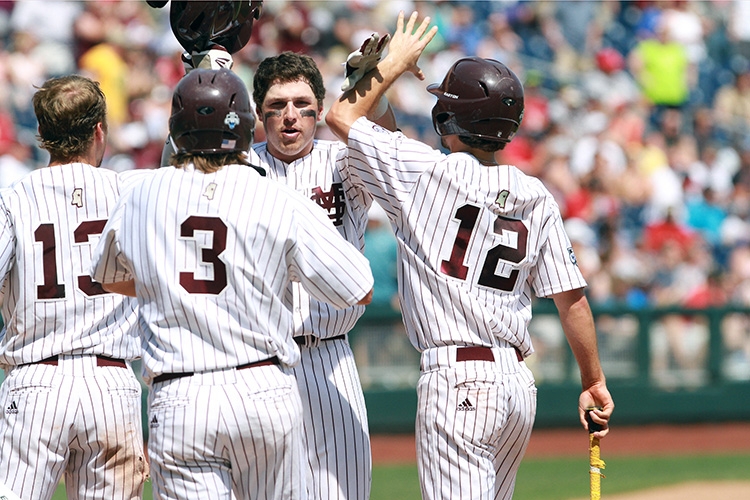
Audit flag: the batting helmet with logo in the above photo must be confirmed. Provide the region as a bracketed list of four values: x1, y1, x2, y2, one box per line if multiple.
[427, 57, 524, 145]
[169, 68, 255, 154]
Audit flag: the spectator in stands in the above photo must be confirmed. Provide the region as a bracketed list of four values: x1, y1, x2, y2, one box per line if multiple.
[629, 15, 694, 128]
[713, 67, 750, 141]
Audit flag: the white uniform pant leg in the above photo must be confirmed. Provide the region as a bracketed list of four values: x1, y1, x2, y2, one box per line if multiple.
[0, 357, 147, 500]
[416, 348, 536, 500]
[0, 363, 72, 500]
[65, 358, 148, 500]
[293, 337, 372, 500]
[147, 364, 306, 500]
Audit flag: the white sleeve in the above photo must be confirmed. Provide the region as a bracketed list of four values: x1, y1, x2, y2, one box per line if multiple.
[90, 196, 133, 284]
[531, 208, 587, 297]
[341, 116, 444, 219]
[0, 195, 15, 280]
[287, 192, 374, 309]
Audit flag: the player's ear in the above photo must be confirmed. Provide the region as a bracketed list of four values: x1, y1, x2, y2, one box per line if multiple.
[95, 122, 107, 141]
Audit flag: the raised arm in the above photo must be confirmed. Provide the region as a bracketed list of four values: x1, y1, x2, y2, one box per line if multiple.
[325, 11, 437, 143]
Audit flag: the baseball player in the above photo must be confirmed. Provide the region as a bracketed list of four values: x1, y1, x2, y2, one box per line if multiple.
[326, 11, 615, 500]
[90, 68, 374, 500]
[0, 75, 147, 499]
[248, 50, 393, 500]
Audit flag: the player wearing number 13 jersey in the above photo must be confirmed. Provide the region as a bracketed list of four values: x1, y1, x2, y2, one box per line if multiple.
[0, 75, 147, 500]
[326, 12, 614, 500]
[91, 68, 374, 500]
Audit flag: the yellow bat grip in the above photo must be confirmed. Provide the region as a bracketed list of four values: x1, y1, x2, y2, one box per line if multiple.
[589, 434, 605, 500]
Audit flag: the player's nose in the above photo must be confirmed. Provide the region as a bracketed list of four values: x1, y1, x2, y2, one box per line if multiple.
[282, 101, 299, 121]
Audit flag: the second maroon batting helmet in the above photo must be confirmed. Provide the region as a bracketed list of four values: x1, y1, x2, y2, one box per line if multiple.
[169, 68, 255, 154]
[169, 1, 263, 54]
[427, 57, 524, 145]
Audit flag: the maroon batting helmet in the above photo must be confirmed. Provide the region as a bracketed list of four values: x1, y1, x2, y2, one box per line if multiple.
[168, 1, 263, 54]
[169, 68, 255, 154]
[427, 57, 524, 145]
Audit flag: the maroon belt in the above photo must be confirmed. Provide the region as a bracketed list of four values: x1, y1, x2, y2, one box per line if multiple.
[294, 334, 346, 345]
[456, 346, 523, 363]
[152, 356, 280, 385]
[27, 355, 126, 368]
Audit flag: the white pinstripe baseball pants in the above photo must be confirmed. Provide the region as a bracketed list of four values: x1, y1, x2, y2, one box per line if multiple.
[293, 336, 371, 500]
[147, 363, 306, 500]
[0, 355, 148, 500]
[416, 345, 537, 500]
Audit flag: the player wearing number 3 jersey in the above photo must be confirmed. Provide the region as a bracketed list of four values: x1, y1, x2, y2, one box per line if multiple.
[91, 68, 374, 500]
[0, 75, 147, 499]
[326, 11, 614, 500]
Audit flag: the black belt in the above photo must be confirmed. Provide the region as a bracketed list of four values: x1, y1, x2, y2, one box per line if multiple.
[152, 356, 280, 385]
[24, 355, 127, 369]
[456, 346, 523, 363]
[294, 334, 346, 346]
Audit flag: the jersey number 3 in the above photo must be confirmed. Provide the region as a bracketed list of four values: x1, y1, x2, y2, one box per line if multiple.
[440, 204, 528, 292]
[179, 216, 227, 295]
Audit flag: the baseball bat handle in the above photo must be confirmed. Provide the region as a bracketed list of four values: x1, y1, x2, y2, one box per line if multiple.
[586, 405, 604, 433]
[586, 407, 605, 500]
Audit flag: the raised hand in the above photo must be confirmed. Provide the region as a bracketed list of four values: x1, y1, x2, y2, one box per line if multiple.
[381, 11, 438, 81]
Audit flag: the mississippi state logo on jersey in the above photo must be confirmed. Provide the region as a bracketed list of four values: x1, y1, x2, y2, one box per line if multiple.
[311, 183, 346, 226]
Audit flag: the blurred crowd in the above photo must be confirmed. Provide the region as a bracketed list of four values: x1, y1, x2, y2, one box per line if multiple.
[2, 0, 750, 330]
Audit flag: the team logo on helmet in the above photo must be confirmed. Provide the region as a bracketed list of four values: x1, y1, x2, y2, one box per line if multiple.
[224, 111, 240, 129]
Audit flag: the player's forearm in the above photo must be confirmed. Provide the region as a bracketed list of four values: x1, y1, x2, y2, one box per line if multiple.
[101, 279, 137, 297]
[553, 288, 606, 388]
[357, 288, 374, 305]
[327, 72, 395, 143]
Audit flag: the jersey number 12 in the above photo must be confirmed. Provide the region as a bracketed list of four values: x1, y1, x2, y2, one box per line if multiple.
[440, 204, 528, 292]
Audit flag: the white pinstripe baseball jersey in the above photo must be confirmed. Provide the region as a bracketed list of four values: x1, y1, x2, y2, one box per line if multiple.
[340, 117, 587, 355]
[0, 162, 147, 500]
[91, 162, 374, 383]
[250, 140, 373, 500]
[0, 163, 140, 366]
[251, 140, 368, 339]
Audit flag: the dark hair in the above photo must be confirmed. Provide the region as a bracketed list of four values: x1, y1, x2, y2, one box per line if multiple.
[32, 75, 107, 161]
[169, 151, 251, 173]
[252, 51, 325, 109]
[458, 135, 504, 152]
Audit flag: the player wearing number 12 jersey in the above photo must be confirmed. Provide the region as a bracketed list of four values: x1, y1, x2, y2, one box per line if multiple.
[91, 68, 374, 500]
[326, 12, 614, 500]
[0, 75, 147, 500]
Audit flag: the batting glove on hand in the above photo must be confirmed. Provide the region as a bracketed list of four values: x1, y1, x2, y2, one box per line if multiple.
[341, 33, 391, 92]
[182, 45, 234, 73]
